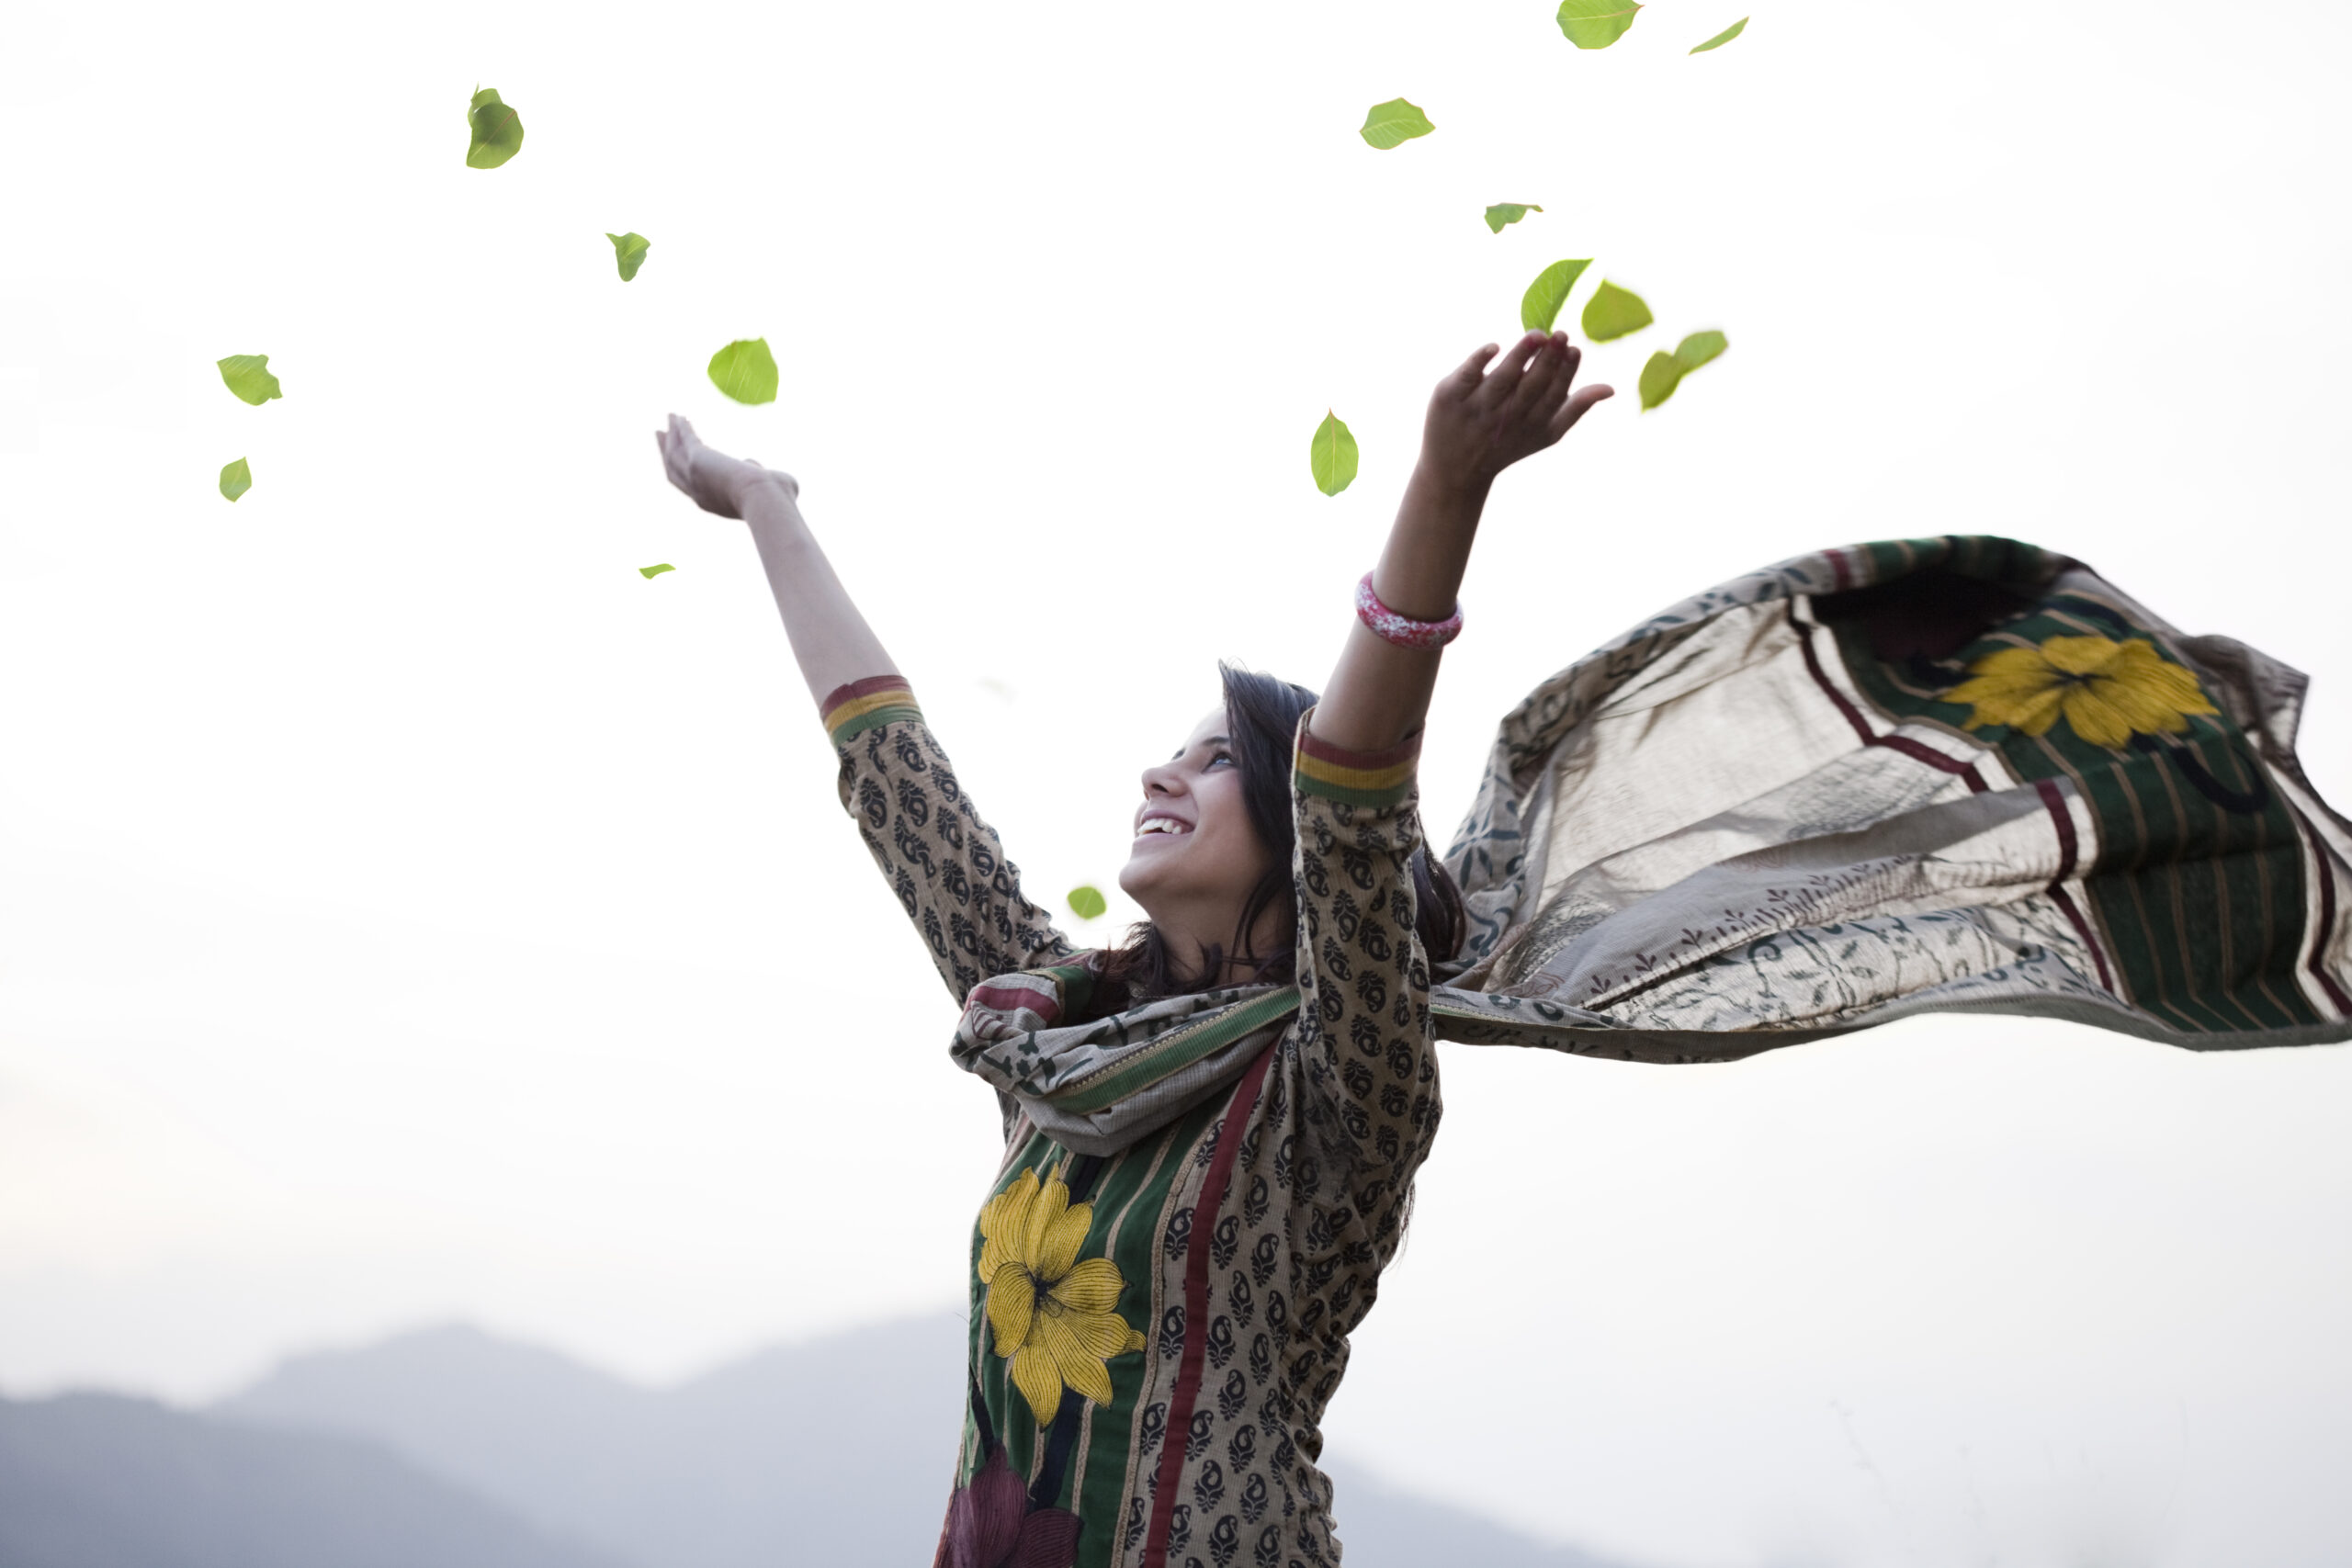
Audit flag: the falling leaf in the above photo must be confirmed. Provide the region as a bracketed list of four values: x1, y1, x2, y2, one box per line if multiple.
[1067, 885, 1108, 920]
[1689, 17, 1748, 52]
[219, 457, 252, 502]
[217, 355, 281, 405]
[1580, 280, 1654, 342]
[1520, 259, 1593, 334]
[1485, 203, 1544, 234]
[1556, 0, 1643, 50]
[1674, 329, 1727, 369]
[1309, 410, 1359, 497]
[1638, 330, 1730, 410]
[1636, 354, 1683, 411]
[707, 338, 779, 405]
[1359, 97, 1435, 150]
[639, 562, 675, 578]
[467, 86, 524, 169]
[607, 231, 650, 282]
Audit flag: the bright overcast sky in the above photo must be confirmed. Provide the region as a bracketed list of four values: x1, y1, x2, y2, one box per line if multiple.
[4, 1, 2350, 1565]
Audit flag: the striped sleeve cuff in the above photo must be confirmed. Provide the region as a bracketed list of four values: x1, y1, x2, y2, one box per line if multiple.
[1295, 715, 1420, 808]
[820, 675, 922, 747]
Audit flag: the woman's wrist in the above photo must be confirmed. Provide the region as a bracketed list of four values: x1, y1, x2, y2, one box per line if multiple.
[1371, 458, 1487, 621]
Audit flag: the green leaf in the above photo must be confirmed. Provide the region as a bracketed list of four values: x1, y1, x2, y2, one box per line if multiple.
[639, 562, 674, 578]
[1636, 353, 1684, 411]
[1484, 203, 1544, 234]
[1067, 885, 1108, 920]
[1309, 410, 1359, 497]
[216, 354, 281, 405]
[1580, 280, 1654, 342]
[219, 457, 252, 502]
[1638, 331, 1730, 410]
[707, 338, 779, 405]
[1520, 259, 1593, 333]
[1674, 329, 1728, 369]
[466, 86, 525, 169]
[606, 231, 650, 282]
[1556, 0, 1643, 49]
[1689, 17, 1748, 52]
[1358, 97, 1435, 150]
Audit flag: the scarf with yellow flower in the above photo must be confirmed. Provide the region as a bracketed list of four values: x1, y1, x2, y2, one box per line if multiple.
[953, 535, 2352, 1155]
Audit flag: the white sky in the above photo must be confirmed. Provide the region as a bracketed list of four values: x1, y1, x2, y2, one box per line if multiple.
[4, 1, 2350, 1564]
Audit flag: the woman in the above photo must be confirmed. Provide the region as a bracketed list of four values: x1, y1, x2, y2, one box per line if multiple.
[655, 327, 1613, 1568]
[660, 331, 2352, 1568]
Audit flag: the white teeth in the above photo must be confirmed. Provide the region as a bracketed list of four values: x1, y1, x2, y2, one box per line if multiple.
[1139, 818, 1188, 835]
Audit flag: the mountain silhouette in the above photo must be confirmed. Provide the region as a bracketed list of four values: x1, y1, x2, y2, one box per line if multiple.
[217, 1313, 1645, 1568]
[0, 1391, 622, 1568]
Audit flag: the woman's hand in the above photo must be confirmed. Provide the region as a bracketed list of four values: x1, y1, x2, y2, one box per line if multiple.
[654, 413, 798, 520]
[1419, 330, 1613, 491]
[1308, 333, 1611, 754]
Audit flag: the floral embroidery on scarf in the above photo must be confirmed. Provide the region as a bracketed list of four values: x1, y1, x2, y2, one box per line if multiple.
[1948, 634, 2218, 750]
[978, 1164, 1148, 1425]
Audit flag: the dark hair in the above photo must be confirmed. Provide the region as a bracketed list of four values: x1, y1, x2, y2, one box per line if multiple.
[1091, 661, 1466, 1014]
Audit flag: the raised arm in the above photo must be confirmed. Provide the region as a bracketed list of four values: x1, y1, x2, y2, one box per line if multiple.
[654, 413, 897, 705]
[1285, 332, 1611, 1179]
[1308, 330, 1612, 754]
[655, 415, 1073, 1000]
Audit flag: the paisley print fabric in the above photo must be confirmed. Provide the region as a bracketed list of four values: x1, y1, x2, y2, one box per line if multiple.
[826, 684, 1436, 1568]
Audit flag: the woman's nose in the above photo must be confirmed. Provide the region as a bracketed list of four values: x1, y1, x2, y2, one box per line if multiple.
[1140, 761, 1182, 797]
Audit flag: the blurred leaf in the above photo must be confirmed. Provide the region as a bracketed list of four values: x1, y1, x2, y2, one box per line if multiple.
[219, 457, 251, 502]
[1637, 353, 1684, 411]
[1580, 280, 1653, 342]
[1067, 885, 1108, 920]
[1520, 259, 1593, 333]
[707, 338, 779, 405]
[1674, 329, 1727, 369]
[1484, 203, 1544, 233]
[217, 354, 281, 405]
[1689, 17, 1748, 51]
[1309, 410, 1359, 497]
[467, 86, 524, 169]
[607, 231, 650, 282]
[1639, 330, 1730, 410]
[1556, 0, 1642, 49]
[639, 562, 675, 578]
[1359, 97, 1435, 150]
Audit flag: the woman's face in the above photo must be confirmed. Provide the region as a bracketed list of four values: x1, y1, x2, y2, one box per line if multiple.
[1118, 707, 1275, 930]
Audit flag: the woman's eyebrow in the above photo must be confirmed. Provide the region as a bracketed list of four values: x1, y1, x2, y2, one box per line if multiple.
[1169, 734, 1233, 761]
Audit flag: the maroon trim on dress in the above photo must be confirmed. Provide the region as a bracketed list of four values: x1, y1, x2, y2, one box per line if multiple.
[2033, 777, 2117, 995]
[964, 984, 1060, 1021]
[1296, 723, 1423, 771]
[1789, 604, 1989, 794]
[2286, 801, 2352, 1015]
[1826, 547, 1853, 592]
[817, 672, 914, 715]
[1138, 1044, 1277, 1568]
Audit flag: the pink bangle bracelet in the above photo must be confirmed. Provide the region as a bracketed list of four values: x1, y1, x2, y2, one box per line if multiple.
[1355, 570, 1464, 649]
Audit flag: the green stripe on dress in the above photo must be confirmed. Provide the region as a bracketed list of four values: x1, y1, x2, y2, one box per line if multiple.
[1046, 989, 1301, 1113]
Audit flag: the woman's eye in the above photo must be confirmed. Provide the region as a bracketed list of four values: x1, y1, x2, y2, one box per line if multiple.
[1207, 751, 1235, 769]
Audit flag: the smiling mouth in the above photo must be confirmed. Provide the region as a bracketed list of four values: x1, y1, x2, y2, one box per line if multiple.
[1134, 819, 1193, 840]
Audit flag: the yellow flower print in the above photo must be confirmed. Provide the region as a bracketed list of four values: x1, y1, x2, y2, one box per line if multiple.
[978, 1164, 1148, 1426]
[1947, 634, 2219, 750]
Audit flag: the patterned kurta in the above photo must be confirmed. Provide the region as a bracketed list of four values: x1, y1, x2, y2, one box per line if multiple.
[820, 676, 1438, 1568]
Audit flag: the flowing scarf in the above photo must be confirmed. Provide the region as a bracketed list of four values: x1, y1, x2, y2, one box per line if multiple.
[954, 536, 2352, 1156]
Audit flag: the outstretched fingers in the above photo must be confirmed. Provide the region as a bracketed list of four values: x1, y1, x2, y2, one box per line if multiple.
[1467, 331, 1546, 412]
[1547, 380, 1616, 439]
[1499, 336, 1573, 424]
[1448, 338, 1505, 383]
